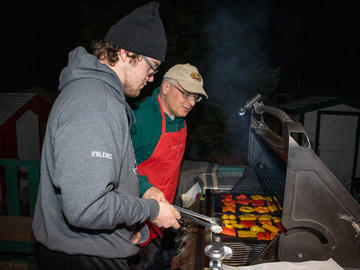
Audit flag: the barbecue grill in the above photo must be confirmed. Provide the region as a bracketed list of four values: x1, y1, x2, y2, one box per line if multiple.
[171, 94, 360, 269]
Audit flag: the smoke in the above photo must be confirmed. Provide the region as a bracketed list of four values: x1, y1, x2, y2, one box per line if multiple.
[204, 1, 273, 107]
[202, 0, 277, 161]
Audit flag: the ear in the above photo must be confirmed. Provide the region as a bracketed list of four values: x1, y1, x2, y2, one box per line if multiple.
[118, 49, 141, 65]
[161, 81, 170, 95]
[117, 49, 128, 62]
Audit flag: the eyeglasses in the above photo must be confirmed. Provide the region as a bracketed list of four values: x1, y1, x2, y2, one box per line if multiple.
[142, 56, 159, 77]
[168, 82, 202, 103]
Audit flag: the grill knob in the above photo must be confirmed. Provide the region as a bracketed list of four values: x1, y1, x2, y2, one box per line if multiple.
[205, 242, 233, 270]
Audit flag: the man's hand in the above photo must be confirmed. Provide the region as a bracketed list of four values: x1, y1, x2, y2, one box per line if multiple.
[143, 187, 168, 202]
[131, 231, 141, 244]
[152, 202, 181, 229]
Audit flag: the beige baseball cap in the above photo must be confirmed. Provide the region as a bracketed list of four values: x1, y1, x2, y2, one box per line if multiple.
[164, 63, 208, 99]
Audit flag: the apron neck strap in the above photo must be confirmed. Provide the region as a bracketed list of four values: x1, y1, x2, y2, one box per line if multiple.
[157, 95, 166, 133]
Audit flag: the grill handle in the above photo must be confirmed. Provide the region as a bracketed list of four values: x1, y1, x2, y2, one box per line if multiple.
[205, 242, 233, 270]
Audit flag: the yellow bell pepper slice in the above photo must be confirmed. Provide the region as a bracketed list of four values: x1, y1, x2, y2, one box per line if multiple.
[267, 205, 277, 212]
[251, 195, 265, 200]
[239, 206, 255, 213]
[239, 214, 257, 221]
[262, 224, 280, 233]
[237, 230, 257, 238]
[272, 216, 281, 223]
[250, 225, 265, 233]
[258, 214, 272, 221]
[232, 223, 246, 229]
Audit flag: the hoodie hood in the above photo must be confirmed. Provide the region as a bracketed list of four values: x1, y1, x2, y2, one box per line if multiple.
[58, 47, 125, 103]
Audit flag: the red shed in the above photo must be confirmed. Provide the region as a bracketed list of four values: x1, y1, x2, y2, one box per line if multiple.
[0, 93, 52, 159]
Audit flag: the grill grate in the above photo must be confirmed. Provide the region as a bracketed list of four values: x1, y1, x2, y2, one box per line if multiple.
[207, 163, 285, 267]
[222, 242, 268, 266]
[255, 162, 285, 206]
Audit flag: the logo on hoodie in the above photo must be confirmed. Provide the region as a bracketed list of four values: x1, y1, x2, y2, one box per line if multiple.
[91, 151, 113, 160]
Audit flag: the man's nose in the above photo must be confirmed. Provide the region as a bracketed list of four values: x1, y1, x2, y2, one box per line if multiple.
[188, 98, 196, 106]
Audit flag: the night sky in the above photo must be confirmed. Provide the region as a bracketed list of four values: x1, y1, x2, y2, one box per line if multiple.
[2, 0, 359, 100]
[2, 0, 360, 162]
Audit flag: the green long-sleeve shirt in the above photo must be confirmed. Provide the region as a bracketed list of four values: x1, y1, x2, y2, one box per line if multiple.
[130, 87, 186, 195]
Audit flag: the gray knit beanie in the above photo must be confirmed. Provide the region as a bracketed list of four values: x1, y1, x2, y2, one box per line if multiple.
[104, 1, 167, 61]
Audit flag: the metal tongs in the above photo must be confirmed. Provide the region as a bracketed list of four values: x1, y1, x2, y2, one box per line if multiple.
[174, 205, 223, 234]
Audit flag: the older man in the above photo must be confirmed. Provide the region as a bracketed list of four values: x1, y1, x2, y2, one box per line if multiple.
[130, 63, 208, 269]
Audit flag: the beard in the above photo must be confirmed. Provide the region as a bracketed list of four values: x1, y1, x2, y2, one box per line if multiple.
[121, 69, 143, 98]
[123, 82, 141, 98]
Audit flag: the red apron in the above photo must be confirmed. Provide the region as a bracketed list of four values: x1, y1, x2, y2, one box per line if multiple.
[138, 96, 187, 246]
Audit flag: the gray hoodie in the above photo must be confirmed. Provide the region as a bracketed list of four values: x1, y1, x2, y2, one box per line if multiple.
[32, 47, 159, 258]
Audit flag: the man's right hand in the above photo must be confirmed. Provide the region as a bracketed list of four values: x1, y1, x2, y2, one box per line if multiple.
[152, 202, 181, 229]
[143, 186, 168, 203]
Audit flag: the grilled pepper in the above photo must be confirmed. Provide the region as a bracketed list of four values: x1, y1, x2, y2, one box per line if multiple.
[250, 225, 265, 233]
[237, 199, 252, 205]
[235, 194, 248, 200]
[221, 227, 236, 236]
[262, 224, 280, 233]
[258, 214, 272, 221]
[259, 220, 272, 225]
[267, 205, 277, 212]
[221, 198, 236, 204]
[257, 231, 278, 241]
[222, 205, 235, 213]
[270, 232, 278, 240]
[265, 196, 278, 202]
[239, 220, 256, 228]
[252, 199, 265, 206]
[272, 216, 281, 223]
[223, 219, 233, 226]
[237, 230, 257, 238]
[239, 214, 257, 221]
[232, 223, 246, 229]
[254, 206, 269, 213]
[223, 203, 236, 210]
[257, 231, 270, 240]
[239, 206, 255, 213]
[275, 222, 286, 232]
[251, 195, 265, 200]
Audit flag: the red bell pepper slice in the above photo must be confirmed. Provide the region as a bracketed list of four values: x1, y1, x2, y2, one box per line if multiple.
[221, 227, 236, 236]
[237, 199, 252, 205]
[235, 194, 247, 200]
[239, 220, 256, 228]
[221, 198, 236, 204]
[257, 231, 271, 240]
[275, 222, 286, 233]
[252, 199, 265, 206]
[221, 194, 233, 198]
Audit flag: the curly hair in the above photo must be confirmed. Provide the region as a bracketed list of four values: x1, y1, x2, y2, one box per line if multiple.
[91, 40, 140, 66]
